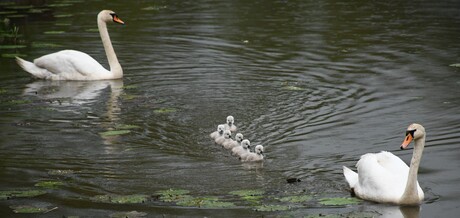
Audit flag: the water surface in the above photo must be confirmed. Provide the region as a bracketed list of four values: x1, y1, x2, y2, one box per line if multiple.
[1, 0, 460, 217]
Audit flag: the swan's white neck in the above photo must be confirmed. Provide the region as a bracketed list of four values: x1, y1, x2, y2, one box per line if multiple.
[400, 135, 425, 205]
[97, 17, 122, 78]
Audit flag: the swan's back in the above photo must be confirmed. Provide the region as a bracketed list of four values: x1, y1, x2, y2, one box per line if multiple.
[33, 50, 111, 80]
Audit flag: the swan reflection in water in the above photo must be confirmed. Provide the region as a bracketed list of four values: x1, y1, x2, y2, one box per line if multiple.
[369, 205, 420, 218]
[23, 79, 124, 147]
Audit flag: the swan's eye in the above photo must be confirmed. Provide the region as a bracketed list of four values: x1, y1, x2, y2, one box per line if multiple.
[405, 130, 416, 137]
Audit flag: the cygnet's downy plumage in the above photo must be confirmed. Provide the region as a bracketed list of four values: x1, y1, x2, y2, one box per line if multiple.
[216, 130, 232, 145]
[224, 115, 237, 132]
[232, 139, 251, 158]
[242, 145, 264, 162]
[223, 133, 243, 149]
[210, 124, 225, 139]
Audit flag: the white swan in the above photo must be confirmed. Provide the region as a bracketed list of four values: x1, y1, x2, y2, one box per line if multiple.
[223, 133, 243, 149]
[223, 115, 237, 132]
[210, 124, 225, 139]
[215, 130, 232, 145]
[232, 139, 251, 158]
[242, 145, 264, 162]
[343, 123, 426, 205]
[16, 10, 124, 80]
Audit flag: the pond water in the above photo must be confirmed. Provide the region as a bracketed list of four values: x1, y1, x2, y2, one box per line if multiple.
[1, 0, 460, 217]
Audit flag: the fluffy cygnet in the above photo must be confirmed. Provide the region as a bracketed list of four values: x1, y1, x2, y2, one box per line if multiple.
[223, 115, 237, 132]
[210, 124, 225, 139]
[242, 145, 264, 162]
[223, 133, 243, 149]
[232, 139, 251, 158]
[216, 130, 232, 145]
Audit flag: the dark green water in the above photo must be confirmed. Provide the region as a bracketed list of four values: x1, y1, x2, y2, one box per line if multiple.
[1, 0, 460, 217]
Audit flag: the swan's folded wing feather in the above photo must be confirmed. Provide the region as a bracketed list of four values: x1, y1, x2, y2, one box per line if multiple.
[34, 50, 109, 79]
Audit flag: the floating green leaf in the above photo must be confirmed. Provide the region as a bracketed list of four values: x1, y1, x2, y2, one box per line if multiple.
[43, 31, 65, 35]
[10, 205, 47, 214]
[229, 189, 265, 204]
[90, 194, 148, 204]
[153, 108, 177, 114]
[0, 45, 26, 49]
[278, 195, 312, 203]
[0, 189, 47, 200]
[99, 130, 131, 137]
[2, 53, 26, 58]
[110, 211, 147, 218]
[318, 197, 362, 206]
[176, 196, 235, 208]
[32, 42, 62, 48]
[156, 189, 190, 202]
[254, 204, 290, 212]
[35, 181, 64, 189]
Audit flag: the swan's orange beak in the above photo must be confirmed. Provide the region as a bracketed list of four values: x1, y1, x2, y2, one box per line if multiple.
[113, 15, 125, 25]
[401, 133, 413, 150]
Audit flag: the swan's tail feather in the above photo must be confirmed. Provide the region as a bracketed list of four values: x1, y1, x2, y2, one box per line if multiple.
[343, 166, 358, 189]
[15, 57, 50, 79]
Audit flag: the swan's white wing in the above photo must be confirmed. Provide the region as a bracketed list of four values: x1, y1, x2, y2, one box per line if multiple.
[34, 50, 110, 80]
[343, 166, 358, 189]
[354, 151, 409, 203]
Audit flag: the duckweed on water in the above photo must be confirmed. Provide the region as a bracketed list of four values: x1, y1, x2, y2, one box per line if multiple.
[115, 124, 141, 130]
[277, 195, 312, 203]
[10, 205, 47, 214]
[318, 197, 362, 206]
[110, 211, 147, 218]
[90, 194, 148, 204]
[176, 196, 235, 208]
[35, 181, 64, 189]
[153, 108, 177, 114]
[229, 189, 265, 204]
[156, 189, 190, 202]
[99, 130, 131, 137]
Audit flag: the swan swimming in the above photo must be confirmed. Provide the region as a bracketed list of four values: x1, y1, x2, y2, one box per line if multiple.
[232, 139, 251, 159]
[343, 123, 426, 205]
[16, 10, 124, 80]
[223, 115, 237, 132]
[210, 124, 225, 139]
[242, 145, 264, 162]
[223, 133, 243, 149]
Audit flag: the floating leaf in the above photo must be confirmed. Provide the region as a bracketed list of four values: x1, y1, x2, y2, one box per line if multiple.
[110, 211, 147, 218]
[0, 45, 26, 49]
[99, 130, 131, 137]
[229, 189, 265, 197]
[10, 205, 47, 214]
[2, 53, 26, 58]
[90, 194, 148, 204]
[122, 85, 138, 90]
[318, 197, 362, 206]
[32, 42, 62, 48]
[43, 31, 65, 35]
[176, 196, 235, 208]
[0, 189, 47, 200]
[153, 108, 177, 114]
[278, 195, 312, 203]
[35, 181, 64, 189]
[254, 204, 290, 212]
[229, 189, 265, 204]
[156, 189, 190, 202]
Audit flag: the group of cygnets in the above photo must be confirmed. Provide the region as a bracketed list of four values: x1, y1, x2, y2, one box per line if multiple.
[210, 116, 264, 162]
